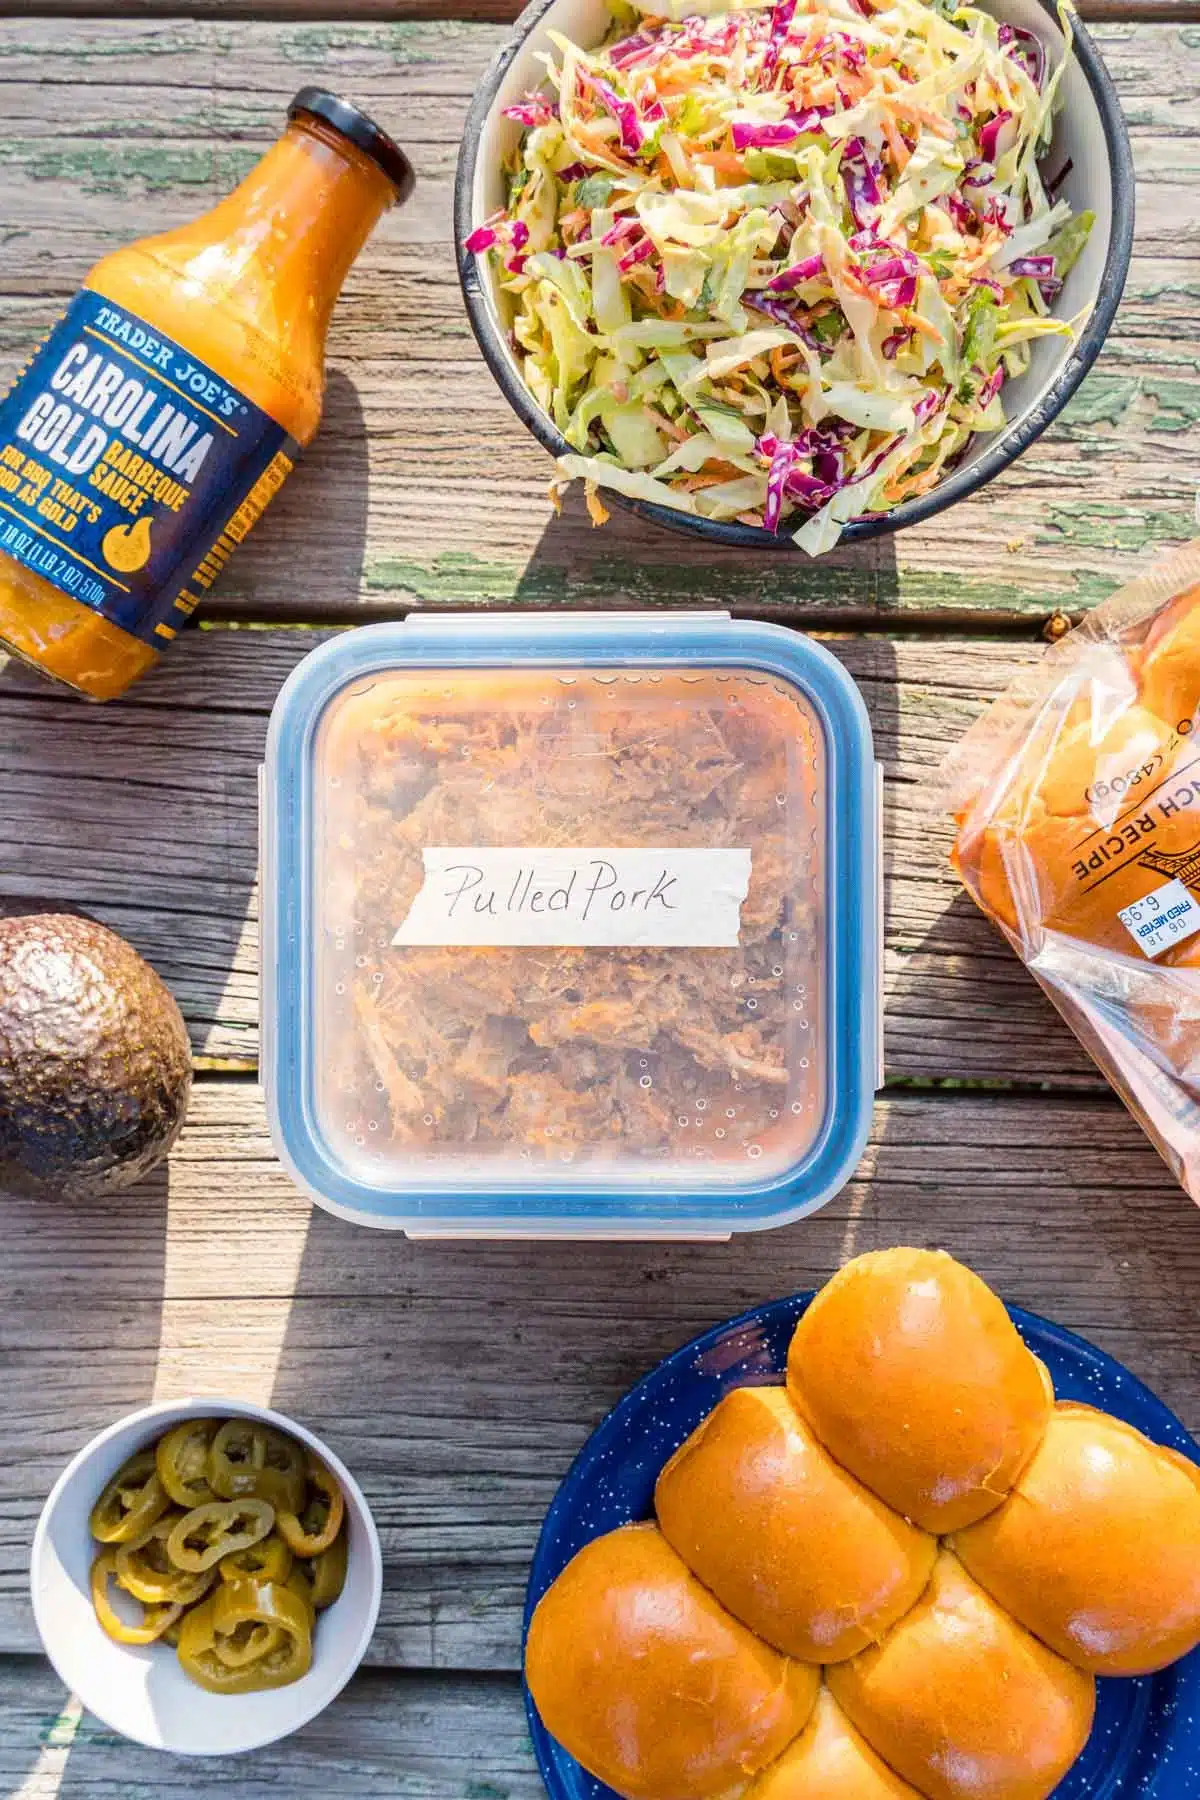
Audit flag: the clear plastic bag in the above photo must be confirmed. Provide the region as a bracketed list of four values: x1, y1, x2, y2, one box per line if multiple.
[946, 539, 1200, 1202]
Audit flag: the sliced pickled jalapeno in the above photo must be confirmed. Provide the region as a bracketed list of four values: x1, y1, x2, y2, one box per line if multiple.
[208, 1421, 307, 1513]
[116, 1515, 216, 1606]
[90, 1451, 171, 1545]
[167, 1498, 275, 1573]
[213, 1619, 285, 1669]
[156, 1418, 219, 1508]
[91, 1552, 183, 1646]
[87, 1416, 348, 1693]
[278, 1455, 345, 1557]
[177, 1579, 313, 1693]
[219, 1531, 293, 1586]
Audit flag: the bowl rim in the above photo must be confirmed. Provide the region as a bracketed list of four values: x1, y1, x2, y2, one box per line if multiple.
[29, 1395, 384, 1757]
[454, 0, 1136, 551]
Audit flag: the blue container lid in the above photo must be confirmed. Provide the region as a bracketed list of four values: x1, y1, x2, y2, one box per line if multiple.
[261, 612, 880, 1235]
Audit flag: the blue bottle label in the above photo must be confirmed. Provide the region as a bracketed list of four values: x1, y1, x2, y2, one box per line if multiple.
[0, 289, 298, 647]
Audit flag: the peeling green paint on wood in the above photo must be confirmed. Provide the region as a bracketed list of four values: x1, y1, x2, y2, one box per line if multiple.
[361, 549, 1121, 614]
[278, 19, 479, 59]
[1059, 372, 1200, 433]
[1035, 502, 1194, 553]
[0, 142, 258, 196]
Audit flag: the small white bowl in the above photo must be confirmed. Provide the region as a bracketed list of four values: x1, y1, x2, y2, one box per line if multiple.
[31, 1397, 383, 1756]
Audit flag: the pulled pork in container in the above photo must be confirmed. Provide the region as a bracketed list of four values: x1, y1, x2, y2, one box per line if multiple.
[947, 539, 1200, 1203]
[261, 613, 880, 1236]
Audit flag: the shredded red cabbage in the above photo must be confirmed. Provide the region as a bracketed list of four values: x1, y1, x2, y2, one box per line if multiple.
[744, 293, 822, 347]
[946, 192, 977, 234]
[589, 75, 659, 155]
[841, 138, 883, 230]
[979, 110, 1014, 164]
[617, 236, 655, 272]
[1007, 254, 1055, 279]
[761, 0, 798, 83]
[859, 256, 918, 309]
[731, 108, 825, 149]
[998, 22, 1045, 91]
[502, 98, 558, 128]
[978, 365, 1005, 405]
[608, 32, 657, 69]
[764, 252, 825, 291]
[1046, 157, 1074, 198]
[464, 226, 497, 253]
[763, 438, 799, 531]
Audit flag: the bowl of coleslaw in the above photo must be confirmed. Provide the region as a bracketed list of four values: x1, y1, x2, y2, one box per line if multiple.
[455, 0, 1133, 557]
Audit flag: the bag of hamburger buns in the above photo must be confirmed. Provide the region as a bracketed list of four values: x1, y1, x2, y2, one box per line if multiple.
[947, 537, 1200, 1202]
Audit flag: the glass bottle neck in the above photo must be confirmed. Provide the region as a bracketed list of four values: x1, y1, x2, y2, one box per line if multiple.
[191, 119, 395, 331]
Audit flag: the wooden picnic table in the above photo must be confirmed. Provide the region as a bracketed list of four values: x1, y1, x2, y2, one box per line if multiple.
[0, 1, 1198, 1791]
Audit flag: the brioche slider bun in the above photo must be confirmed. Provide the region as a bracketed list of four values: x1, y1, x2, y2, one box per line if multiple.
[828, 1551, 1095, 1800]
[524, 1523, 819, 1800]
[954, 1402, 1200, 1675]
[1137, 581, 1200, 726]
[787, 1248, 1052, 1532]
[745, 1687, 924, 1800]
[655, 1386, 936, 1662]
[953, 704, 1196, 953]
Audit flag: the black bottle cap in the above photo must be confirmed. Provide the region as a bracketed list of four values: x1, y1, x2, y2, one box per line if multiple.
[288, 88, 415, 203]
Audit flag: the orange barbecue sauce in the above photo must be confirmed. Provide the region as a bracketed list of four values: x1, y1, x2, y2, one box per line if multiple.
[0, 91, 409, 699]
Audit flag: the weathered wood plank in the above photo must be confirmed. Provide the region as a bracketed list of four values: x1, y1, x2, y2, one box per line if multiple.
[0, 1658, 539, 1799]
[0, 1078, 1195, 1665]
[7, 0, 1198, 25]
[0, 19, 1196, 619]
[0, 629, 1098, 1082]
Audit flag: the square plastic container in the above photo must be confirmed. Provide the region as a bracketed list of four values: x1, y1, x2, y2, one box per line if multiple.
[261, 613, 881, 1237]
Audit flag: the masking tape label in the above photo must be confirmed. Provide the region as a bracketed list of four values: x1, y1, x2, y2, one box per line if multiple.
[393, 847, 753, 948]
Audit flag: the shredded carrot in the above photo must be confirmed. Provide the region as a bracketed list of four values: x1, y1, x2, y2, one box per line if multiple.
[798, 12, 829, 58]
[584, 481, 611, 526]
[680, 467, 743, 490]
[643, 406, 690, 442]
[898, 307, 945, 345]
[883, 97, 958, 141]
[693, 150, 750, 182]
[882, 463, 941, 503]
[881, 113, 910, 173]
[570, 124, 634, 168]
[770, 345, 806, 386]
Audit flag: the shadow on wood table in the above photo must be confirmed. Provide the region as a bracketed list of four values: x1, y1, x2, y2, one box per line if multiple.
[214, 367, 373, 622]
[508, 484, 902, 620]
[0, 644, 265, 1064]
[0, 1163, 170, 1625]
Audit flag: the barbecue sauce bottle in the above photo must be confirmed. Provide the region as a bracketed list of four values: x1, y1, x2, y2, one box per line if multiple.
[0, 89, 412, 699]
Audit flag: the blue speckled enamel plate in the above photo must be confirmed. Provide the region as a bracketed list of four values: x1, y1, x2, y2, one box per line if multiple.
[524, 1296, 1200, 1800]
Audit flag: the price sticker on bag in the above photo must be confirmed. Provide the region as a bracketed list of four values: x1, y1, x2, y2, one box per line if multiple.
[1118, 878, 1200, 959]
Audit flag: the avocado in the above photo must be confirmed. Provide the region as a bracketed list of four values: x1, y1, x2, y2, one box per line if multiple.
[0, 911, 192, 1199]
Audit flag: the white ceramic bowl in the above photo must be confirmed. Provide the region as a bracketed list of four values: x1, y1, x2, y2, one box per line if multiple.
[456, 0, 1134, 550]
[30, 1398, 382, 1756]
